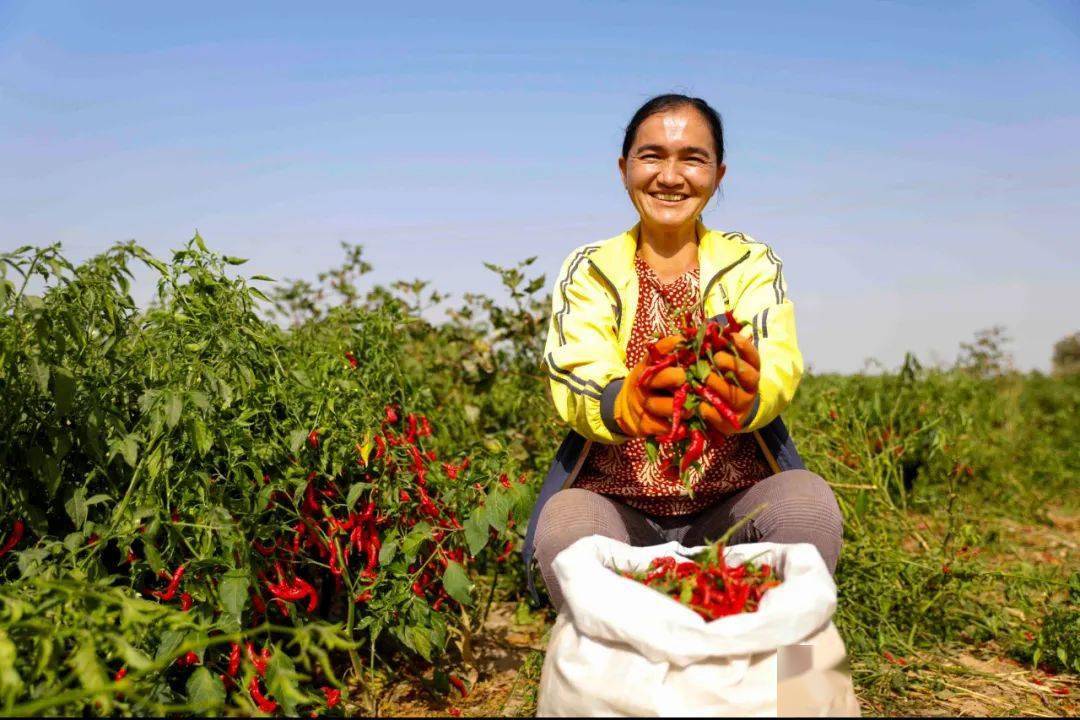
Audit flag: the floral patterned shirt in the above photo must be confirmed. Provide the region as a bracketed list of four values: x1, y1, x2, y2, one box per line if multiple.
[573, 255, 772, 516]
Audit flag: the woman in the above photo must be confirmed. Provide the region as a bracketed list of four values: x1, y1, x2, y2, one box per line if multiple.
[522, 94, 842, 611]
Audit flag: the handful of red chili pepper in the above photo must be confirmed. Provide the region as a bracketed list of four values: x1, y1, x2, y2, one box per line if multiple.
[639, 309, 749, 493]
[622, 543, 780, 621]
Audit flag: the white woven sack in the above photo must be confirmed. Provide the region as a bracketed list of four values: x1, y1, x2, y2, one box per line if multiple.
[537, 536, 861, 717]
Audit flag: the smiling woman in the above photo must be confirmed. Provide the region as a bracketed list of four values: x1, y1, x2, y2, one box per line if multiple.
[523, 94, 844, 611]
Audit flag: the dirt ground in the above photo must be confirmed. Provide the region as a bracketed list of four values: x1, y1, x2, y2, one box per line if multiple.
[363, 507, 1078, 717]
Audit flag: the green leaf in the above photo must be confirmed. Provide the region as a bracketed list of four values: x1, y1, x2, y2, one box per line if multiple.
[187, 666, 225, 712]
[144, 543, 164, 574]
[691, 359, 712, 383]
[402, 522, 432, 562]
[408, 626, 433, 661]
[486, 489, 510, 533]
[69, 637, 108, 695]
[346, 482, 369, 510]
[464, 506, 489, 556]
[120, 434, 139, 468]
[288, 429, 308, 454]
[52, 366, 76, 416]
[223, 255, 248, 265]
[266, 648, 306, 716]
[192, 417, 212, 457]
[29, 358, 50, 393]
[645, 439, 659, 464]
[193, 232, 208, 252]
[164, 393, 183, 429]
[378, 538, 398, 565]
[64, 489, 109, 529]
[442, 561, 473, 606]
[219, 572, 249, 632]
[155, 629, 185, 662]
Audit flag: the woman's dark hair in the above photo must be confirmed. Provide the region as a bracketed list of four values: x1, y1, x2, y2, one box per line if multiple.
[621, 94, 724, 163]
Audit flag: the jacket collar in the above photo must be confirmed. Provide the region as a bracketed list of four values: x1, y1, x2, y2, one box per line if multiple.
[586, 219, 747, 291]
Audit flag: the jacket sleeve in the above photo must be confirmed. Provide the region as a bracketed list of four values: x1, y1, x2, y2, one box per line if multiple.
[541, 246, 629, 444]
[728, 238, 804, 433]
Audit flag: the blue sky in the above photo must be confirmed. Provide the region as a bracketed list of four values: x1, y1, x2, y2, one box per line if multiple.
[2, 1, 1078, 372]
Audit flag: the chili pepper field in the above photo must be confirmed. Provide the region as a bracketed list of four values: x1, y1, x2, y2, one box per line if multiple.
[0, 237, 1077, 717]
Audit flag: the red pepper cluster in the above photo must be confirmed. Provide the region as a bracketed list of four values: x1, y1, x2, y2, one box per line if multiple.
[128, 399, 503, 714]
[622, 541, 781, 621]
[639, 310, 748, 491]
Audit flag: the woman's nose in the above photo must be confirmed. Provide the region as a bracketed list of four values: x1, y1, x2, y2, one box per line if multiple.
[657, 158, 681, 186]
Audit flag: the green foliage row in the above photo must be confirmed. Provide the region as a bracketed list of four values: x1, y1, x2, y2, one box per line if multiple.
[0, 235, 1075, 715]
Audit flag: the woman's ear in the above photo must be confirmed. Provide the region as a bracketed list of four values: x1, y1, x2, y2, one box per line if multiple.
[714, 162, 727, 192]
[618, 156, 628, 189]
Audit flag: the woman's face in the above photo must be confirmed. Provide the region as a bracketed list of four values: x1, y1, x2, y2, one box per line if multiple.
[618, 106, 726, 233]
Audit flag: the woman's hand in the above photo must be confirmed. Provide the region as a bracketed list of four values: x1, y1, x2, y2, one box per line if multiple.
[613, 335, 683, 438]
[644, 331, 760, 434]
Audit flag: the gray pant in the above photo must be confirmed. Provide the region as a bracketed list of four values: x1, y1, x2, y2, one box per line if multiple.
[533, 470, 843, 612]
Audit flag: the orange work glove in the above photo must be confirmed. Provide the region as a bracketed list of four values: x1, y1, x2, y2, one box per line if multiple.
[644, 330, 760, 435]
[613, 335, 683, 438]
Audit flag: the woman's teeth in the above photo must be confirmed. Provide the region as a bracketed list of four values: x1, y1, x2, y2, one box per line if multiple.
[653, 193, 687, 202]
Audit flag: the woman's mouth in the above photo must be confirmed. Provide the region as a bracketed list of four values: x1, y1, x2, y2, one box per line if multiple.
[650, 192, 689, 204]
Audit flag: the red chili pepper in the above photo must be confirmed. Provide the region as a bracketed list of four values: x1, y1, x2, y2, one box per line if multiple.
[355, 590, 373, 603]
[176, 651, 200, 667]
[637, 355, 677, 389]
[113, 666, 127, 682]
[328, 540, 342, 576]
[267, 575, 319, 613]
[448, 675, 468, 698]
[399, 490, 411, 503]
[366, 529, 381, 572]
[252, 537, 278, 556]
[249, 676, 278, 713]
[246, 643, 270, 677]
[125, 547, 138, 564]
[180, 592, 193, 612]
[695, 384, 742, 431]
[0, 520, 25, 557]
[679, 429, 707, 474]
[412, 581, 425, 597]
[344, 351, 358, 369]
[496, 540, 514, 563]
[723, 310, 744, 333]
[384, 404, 400, 425]
[448, 707, 461, 717]
[226, 642, 241, 677]
[151, 564, 186, 601]
[322, 686, 342, 708]
[657, 384, 690, 444]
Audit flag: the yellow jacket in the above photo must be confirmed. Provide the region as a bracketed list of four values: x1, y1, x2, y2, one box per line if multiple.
[542, 220, 803, 448]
